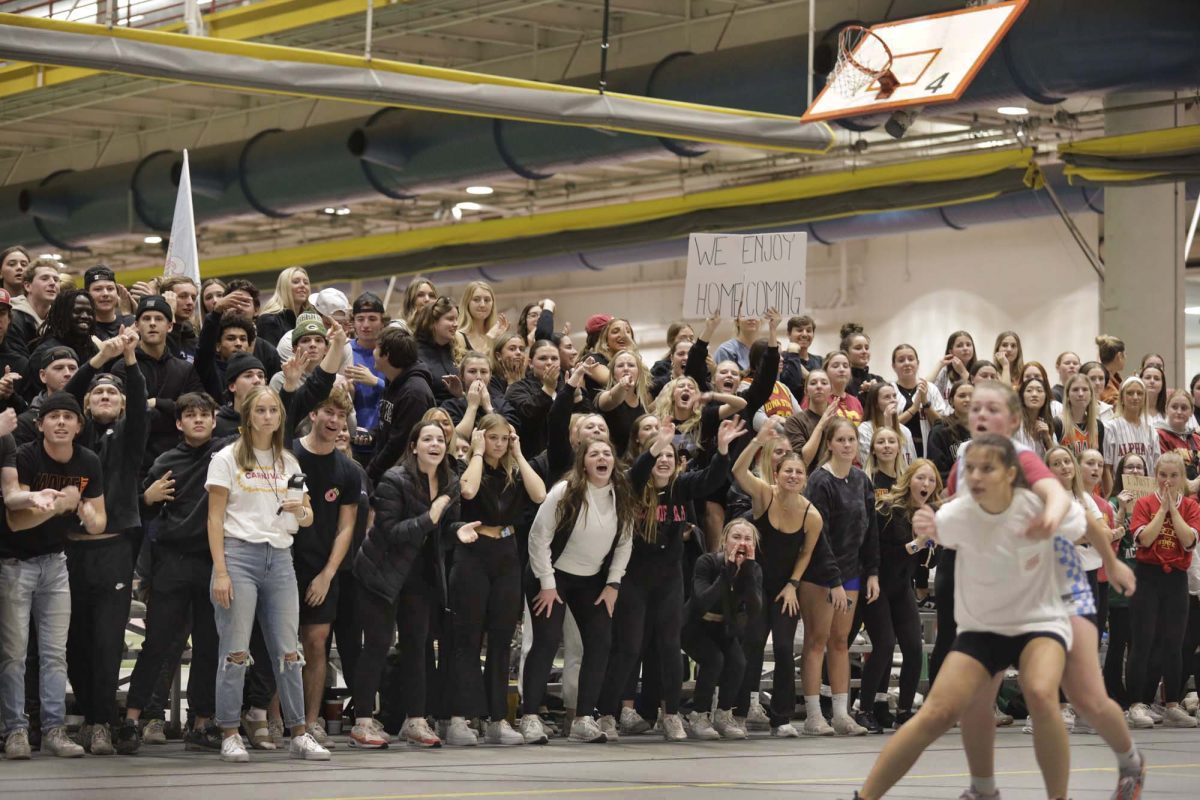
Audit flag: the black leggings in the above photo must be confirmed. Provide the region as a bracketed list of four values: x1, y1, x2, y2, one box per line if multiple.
[354, 573, 435, 719]
[1103, 605, 1132, 707]
[598, 555, 684, 716]
[1179, 594, 1200, 699]
[449, 535, 522, 721]
[1127, 563, 1189, 704]
[683, 619, 745, 712]
[929, 549, 956, 685]
[521, 570, 611, 717]
[65, 537, 133, 725]
[735, 585, 799, 726]
[859, 568, 923, 712]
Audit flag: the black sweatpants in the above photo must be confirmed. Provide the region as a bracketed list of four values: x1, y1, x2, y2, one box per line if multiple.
[682, 619, 745, 712]
[330, 570, 361, 709]
[929, 549, 956, 685]
[125, 546, 218, 718]
[521, 570, 611, 717]
[597, 554, 684, 717]
[1179, 593, 1200, 699]
[1127, 563, 1189, 704]
[1103, 605, 1131, 707]
[450, 535, 522, 721]
[354, 572, 435, 719]
[735, 584, 799, 727]
[65, 537, 133, 725]
[859, 567, 923, 712]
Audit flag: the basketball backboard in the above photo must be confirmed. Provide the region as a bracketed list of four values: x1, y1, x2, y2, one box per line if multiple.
[800, 0, 1028, 123]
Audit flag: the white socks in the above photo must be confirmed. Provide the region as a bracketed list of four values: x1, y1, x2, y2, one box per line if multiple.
[832, 693, 849, 719]
[970, 776, 997, 795]
[805, 695, 823, 720]
[1116, 744, 1141, 773]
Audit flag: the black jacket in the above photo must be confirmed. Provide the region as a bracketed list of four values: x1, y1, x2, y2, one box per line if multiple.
[213, 403, 242, 438]
[111, 346, 205, 471]
[143, 436, 228, 554]
[416, 335, 457, 404]
[194, 309, 281, 402]
[505, 376, 556, 457]
[354, 464, 461, 606]
[0, 338, 28, 414]
[278, 365, 336, 441]
[255, 309, 297, 352]
[367, 364, 435, 484]
[686, 552, 762, 640]
[440, 391, 519, 431]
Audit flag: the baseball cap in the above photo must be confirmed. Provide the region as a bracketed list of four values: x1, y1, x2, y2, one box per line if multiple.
[313, 287, 350, 318]
[87, 373, 125, 393]
[40, 345, 79, 371]
[292, 312, 328, 345]
[0, 289, 12, 308]
[83, 265, 116, 288]
[585, 314, 613, 336]
[38, 391, 83, 420]
[136, 295, 174, 322]
[352, 292, 385, 315]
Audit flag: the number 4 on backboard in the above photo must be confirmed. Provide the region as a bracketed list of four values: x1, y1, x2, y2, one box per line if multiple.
[800, 0, 1029, 123]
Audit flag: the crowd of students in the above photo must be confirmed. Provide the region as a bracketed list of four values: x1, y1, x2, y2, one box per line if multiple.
[0, 246, 1191, 797]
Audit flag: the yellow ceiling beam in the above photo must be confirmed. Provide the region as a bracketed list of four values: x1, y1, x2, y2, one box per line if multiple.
[0, 0, 378, 101]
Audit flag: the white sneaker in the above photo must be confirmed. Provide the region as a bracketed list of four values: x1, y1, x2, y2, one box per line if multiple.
[745, 702, 771, 731]
[445, 717, 478, 746]
[1060, 705, 1076, 732]
[569, 715, 607, 743]
[1021, 718, 1034, 735]
[221, 734, 250, 763]
[832, 714, 867, 736]
[289, 731, 331, 760]
[1147, 703, 1165, 724]
[993, 705, 1014, 727]
[1163, 705, 1198, 728]
[518, 715, 548, 745]
[713, 709, 747, 740]
[400, 716, 442, 748]
[308, 719, 336, 749]
[43, 726, 84, 758]
[596, 714, 619, 742]
[1184, 691, 1199, 713]
[661, 713, 686, 741]
[803, 715, 834, 736]
[1126, 703, 1155, 729]
[958, 788, 1001, 799]
[686, 710, 721, 740]
[770, 722, 800, 738]
[485, 719, 525, 745]
[619, 706, 651, 735]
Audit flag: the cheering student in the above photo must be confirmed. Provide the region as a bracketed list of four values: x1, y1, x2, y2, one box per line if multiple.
[367, 328, 435, 484]
[344, 292, 387, 463]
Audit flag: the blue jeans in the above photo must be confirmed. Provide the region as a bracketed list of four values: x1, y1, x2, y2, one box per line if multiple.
[211, 539, 305, 729]
[0, 554, 71, 734]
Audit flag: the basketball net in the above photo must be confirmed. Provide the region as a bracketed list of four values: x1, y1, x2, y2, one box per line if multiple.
[830, 25, 900, 100]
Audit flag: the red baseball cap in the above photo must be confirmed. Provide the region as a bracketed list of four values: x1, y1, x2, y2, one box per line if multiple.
[585, 313, 613, 335]
[0, 289, 12, 307]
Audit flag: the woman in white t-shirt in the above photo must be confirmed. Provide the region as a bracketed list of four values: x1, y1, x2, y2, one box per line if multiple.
[206, 386, 325, 764]
[1103, 376, 1161, 489]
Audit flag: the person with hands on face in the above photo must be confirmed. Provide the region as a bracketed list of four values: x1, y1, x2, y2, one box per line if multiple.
[799, 416, 879, 737]
[596, 349, 653, 459]
[520, 439, 636, 745]
[204, 386, 327, 764]
[892, 344, 949, 458]
[444, 416, 546, 747]
[505, 339, 565, 457]
[596, 417, 745, 742]
[440, 351, 518, 439]
[992, 330, 1024, 389]
[731, 418, 826, 737]
[928, 331, 976, 400]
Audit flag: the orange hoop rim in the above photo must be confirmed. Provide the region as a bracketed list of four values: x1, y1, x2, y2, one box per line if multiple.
[837, 24, 894, 76]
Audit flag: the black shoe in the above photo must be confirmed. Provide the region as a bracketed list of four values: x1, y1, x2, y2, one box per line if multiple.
[894, 709, 914, 728]
[854, 709, 884, 735]
[115, 719, 140, 755]
[873, 701, 895, 730]
[184, 723, 223, 751]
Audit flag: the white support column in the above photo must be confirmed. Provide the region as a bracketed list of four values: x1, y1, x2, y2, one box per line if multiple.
[1100, 92, 1187, 382]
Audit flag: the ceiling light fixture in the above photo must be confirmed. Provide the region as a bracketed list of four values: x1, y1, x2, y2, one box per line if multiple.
[323, 207, 336, 214]
[1185, 306, 1200, 316]
[143, 235, 163, 244]
[335, 207, 351, 216]
[465, 186, 494, 196]
[997, 105, 1029, 116]
[450, 206, 463, 221]
[40, 253, 62, 261]
[455, 201, 482, 212]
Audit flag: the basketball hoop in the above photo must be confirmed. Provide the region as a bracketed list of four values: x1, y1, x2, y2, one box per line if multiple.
[829, 25, 900, 100]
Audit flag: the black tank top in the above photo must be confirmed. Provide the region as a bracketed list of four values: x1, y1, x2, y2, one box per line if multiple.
[754, 495, 811, 592]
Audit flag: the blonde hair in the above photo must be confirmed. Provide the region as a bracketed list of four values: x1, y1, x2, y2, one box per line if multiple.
[605, 349, 652, 409]
[233, 386, 287, 472]
[719, 518, 760, 550]
[596, 318, 636, 361]
[1155, 451, 1190, 495]
[1058, 373, 1099, 450]
[260, 267, 311, 316]
[654, 376, 702, 435]
[476, 413, 518, 488]
[1115, 376, 1148, 423]
[877, 459, 943, 513]
[458, 280, 497, 338]
[865, 426, 905, 479]
[1045, 446, 1087, 500]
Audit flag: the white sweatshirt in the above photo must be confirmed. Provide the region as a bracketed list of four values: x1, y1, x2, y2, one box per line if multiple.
[528, 480, 632, 590]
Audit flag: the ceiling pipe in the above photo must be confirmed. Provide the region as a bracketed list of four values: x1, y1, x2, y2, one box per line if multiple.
[2, 0, 1198, 250]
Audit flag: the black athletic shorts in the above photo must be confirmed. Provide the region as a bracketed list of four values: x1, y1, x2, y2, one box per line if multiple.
[297, 570, 340, 626]
[950, 630, 1066, 676]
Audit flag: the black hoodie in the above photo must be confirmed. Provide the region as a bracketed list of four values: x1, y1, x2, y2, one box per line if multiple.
[367, 363, 435, 484]
[143, 435, 230, 554]
[416, 335, 458, 404]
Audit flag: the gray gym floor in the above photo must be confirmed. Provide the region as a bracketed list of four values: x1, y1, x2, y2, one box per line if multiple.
[2, 728, 1194, 799]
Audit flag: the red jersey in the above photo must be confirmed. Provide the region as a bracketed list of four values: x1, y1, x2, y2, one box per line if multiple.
[1157, 428, 1200, 477]
[1130, 493, 1200, 573]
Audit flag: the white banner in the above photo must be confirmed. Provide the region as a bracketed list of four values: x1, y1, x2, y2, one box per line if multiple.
[683, 231, 807, 318]
[163, 149, 200, 285]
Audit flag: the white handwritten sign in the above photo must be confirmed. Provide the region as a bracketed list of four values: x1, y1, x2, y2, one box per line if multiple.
[683, 232, 807, 318]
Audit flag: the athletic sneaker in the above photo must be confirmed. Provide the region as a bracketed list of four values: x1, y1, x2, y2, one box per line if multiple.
[1184, 691, 1199, 713]
[619, 706, 651, 735]
[43, 726, 84, 758]
[184, 723, 223, 751]
[661, 713, 686, 741]
[518, 715, 549, 745]
[308, 719, 336, 749]
[4, 728, 31, 760]
[400, 717, 441, 748]
[485, 719, 525, 745]
[74, 724, 93, 749]
[873, 701, 895, 729]
[1146, 704, 1165, 725]
[1126, 703, 1155, 729]
[1112, 750, 1146, 800]
[268, 717, 285, 745]
[142, 718, 167, 745]
[993, 705, 1014, 726]
[832, 714, 868, 736]
[853, 710, 884, 735]
[445, 717, 479, 746]
[687, 710, 720, 740]
[1162, 705, 1198, 728]
[1061, 706, 1077, 732]
[770, 723, 800, 738]
[712, 709, 747, 740]
[289, 731, 331, 760]
[894, 709, 914, 728]
[802, 714, 835, 736]
[596, 714, 620, 742]
[958, 789, 1001, 799]
[350, 719, 389, 749]
[220, 734, 250, 763]
[241, 712, 275, 750]
[569, 715, 608, 743]
[745, 702, 771, 731]
[89, 723, 114, 755]
[1022, 717, 1034, 735]
[115, 719, 140, 755]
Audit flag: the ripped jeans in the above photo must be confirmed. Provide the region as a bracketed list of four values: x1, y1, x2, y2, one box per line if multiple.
[211, 538, 305, 730]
